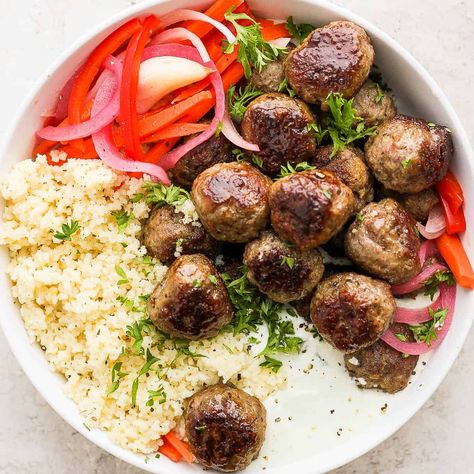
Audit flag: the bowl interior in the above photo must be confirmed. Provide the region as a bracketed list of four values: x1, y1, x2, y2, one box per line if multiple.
[1, 1, 473, 473]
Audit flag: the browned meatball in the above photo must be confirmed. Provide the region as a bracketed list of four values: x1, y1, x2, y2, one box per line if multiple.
[250, 60, 285, 93]
[191, 162, 272, 243]
[352, 80, 397, 127]
[345, 198, 421, 284]
[184, 384, 266, 472]
[378, 184, 439, 222]
[240, 93, 316, 176]
[141, 205, 219, 265]
[269, 169, 355, 250]
[365, 115, 453, 193]
[147, 254, 233, 339]
[284, 21, 374, 105]
[310, 272, 395, 352]
[344, 323, 418, 393]
[311, 145, 374, 211]
[171, 129, 234, 189]
[243, 230, 324, 303]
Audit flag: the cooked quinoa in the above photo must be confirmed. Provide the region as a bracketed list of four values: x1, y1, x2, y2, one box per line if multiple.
[0, 156, 286, 454]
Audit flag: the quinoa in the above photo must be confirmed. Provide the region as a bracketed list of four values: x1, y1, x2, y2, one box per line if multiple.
[0, 156, 286, 453]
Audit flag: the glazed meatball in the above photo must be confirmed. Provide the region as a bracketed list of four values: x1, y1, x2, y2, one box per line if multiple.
[240, 93, 316, 176]
[243, 230, 324, 303]
[284, 21, 374, 105]
[310, 272, 395, 352]
[345, 198, 421, 284]
[365, 115, 453, 193]
[171, 128, 234, 189]
[192, 162, 272, 243]
[312, 145, 374, 211]
[344, 323, 419, 393]
[250, 60, 285, 93]
[147, 254, 233, 339]
[184, 384, 266, 472]
[351, 80, 397, 127]
[141, 205, 219, 265]
[269, 169, 355, 250]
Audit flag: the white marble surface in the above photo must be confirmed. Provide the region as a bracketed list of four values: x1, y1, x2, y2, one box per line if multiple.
[0, 0, 473, 472]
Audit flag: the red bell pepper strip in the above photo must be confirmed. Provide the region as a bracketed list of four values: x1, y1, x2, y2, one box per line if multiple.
[158, 439, 182, 462]
[439, 194, 466, 234]
[163, 432, 194, 463]
[436, 171, 464, 214]
[120, 15, 160, 161]
[436, 233, 474, 289]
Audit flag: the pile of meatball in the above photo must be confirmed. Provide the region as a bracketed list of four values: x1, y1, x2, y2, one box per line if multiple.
[142, 20, 453, 472]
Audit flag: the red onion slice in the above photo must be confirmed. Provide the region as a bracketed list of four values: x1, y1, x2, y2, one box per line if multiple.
[391, 262, 449, 295]
[54, 68, 81, 123]
[269, 37, 291, 48]
[382, 283, 456, 355]
[91, 56, 170, 184]
[417, 204, 446, 240]
[151, 27, 210, 62]
[394, 290, 445, 324]
[158, 9, 236, 44]
[419, 239, 439, 267]
[221, 108, 260, 151]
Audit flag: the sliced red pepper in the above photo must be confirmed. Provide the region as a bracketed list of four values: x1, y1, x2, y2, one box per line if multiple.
[439, 194, 466, 234]
[120, 15, 160, 161]
[158, 439, 182, 463]
[436, 171, 464, 214]
[436, 233, 474, 289]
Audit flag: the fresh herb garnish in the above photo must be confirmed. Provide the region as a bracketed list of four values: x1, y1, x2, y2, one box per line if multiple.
[111, 210, 133, 232]
[53, 219, 80, 241]
[401, 158, 411, 169]
[322, 190, 332, 200]
[115, 265, 129, 285]
[259, 355, 283, 373]
[374, 83, 385, 103]
[116, 295, 138, 312]
[277, 161, 315, 179]
[107, 361, 128, 395]
[193, 279, 202, 288]
[209, 275, 218, 285]
[285, 16, 315, 44]
[232, 148, 246, 161]
[227, 84, 263, 121]
[410, 307, 448, 346]
[215, 121, 223, 137]
[195, 425, 208, 432]
[306, 123, 329, 146]
[278, 77, 297, 97]
[424, 270, 455, 300]
[369, 65, 391, 92]
[356, 213, 365, 222]
[281, 256, 295, 269]
[133, 182, 190, 208]
[395, 333, 407, 342]
[125, 318, 153, 355]
[224, 7, 287, 78]
[232, 146, 264, 169]
[146, 385, 167, 406]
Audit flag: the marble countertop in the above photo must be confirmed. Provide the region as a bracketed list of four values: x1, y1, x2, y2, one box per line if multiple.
[1, 0, 473, 472]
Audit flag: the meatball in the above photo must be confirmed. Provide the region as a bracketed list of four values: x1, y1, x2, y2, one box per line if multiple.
[191, 162, 272, 243]
[141, 205, 219, 265]
[311, 145, 374, 211]
[243, 230, 324, 303]
[344, 323, 419, 393]
[310, 272, 395, 352]
[171, 128, 234, 189]
[250, 60, 285, 93]
[365, 115, 453, 193]
[345, 198, 421, 284]
[184, 384, 266, 472]
[240, 93, 316, 176]
[351, 80, 397, 127]
[269, 169, 355, 250]
[147, 254, 233, 339]
[284, 21, 374, 105]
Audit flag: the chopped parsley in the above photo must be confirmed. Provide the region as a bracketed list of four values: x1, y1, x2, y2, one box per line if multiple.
[224, 7, 287, 78]
[232, 148, 246, 161]
[259, 355, 283, 373]
[356, 213, 365, 222]
[215, 121, 223, 137]
[281, 256, 295, 269]
[193, 279, 202, 288]
[111, 210, 133, 232]
[232, 146, 264, 169]
[115, 265, 129, 285]
[53, 219, 80, 241]
[146, 385, 167, 407]
[285, 16, 315, 44]
[227, 84, 263, 121]
[133, 182, 190, 208]
[125, 318, 153, 355]
[374, 83, 385, 103]
[209, 275, 218, 285]
[401, 158, 411, 169]
[306, 122, 329, 146]
[277, 161, 315, 179]
[322, 190, 332, 200]
[395, 333, 407, 342]
[278, 78, 297, 97]
[107, 361, 128, 395]
[195, 425, 208, 432]
[409, 307, 448, 346]
[424, 270, 455, 300]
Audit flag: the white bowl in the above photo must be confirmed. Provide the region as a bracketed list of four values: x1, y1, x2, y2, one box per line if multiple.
[1, 0, 473, 473]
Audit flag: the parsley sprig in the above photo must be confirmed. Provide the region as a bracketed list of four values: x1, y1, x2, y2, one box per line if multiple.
[107, 362, 128, 395]
[227, 84, 263, 121]
[424, 270, 455, 300]
[277, 161, 315, 179]
[132, 182, 190, 208]
[224, 7, 287, 78]
[111, 210, 134, 232]
[285, 16, 315, 44]
[278, 78, 297, 98]
[53, 219, 80, 241]
[409, 307, 448, 346]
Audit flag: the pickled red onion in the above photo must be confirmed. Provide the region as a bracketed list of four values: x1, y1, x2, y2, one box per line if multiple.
[91, 56, 170, 184]
[151, 28, 210, 62]
[391, 262, 449, 295]
[416, 204, 446, 240]
[269, 37, 291, 48]
[157, 9, 236, 44]
[382, 283, 456, 355]
[394, 290, 446, 324]
[221, 108, 260, 151]
[419, 239, 439, 266]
